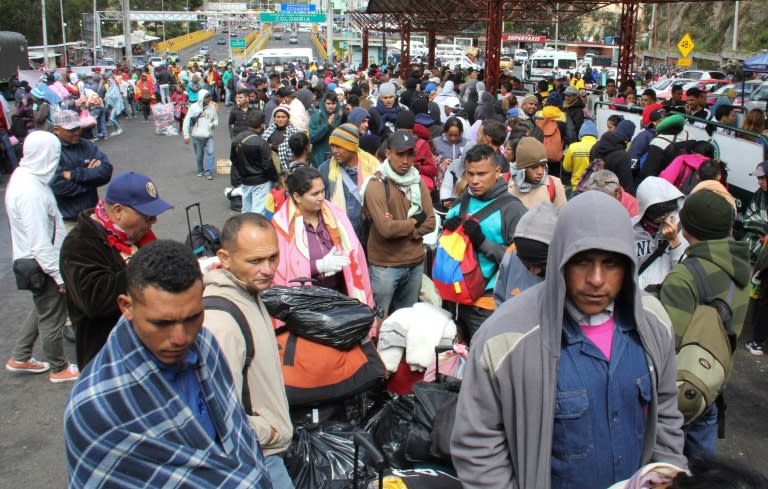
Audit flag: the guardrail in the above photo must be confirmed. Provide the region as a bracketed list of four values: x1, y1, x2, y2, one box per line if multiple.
[242, 24, 271, 63]
[593, 101, 768, 218]
[154, 30, 217, 53]
[311, 33, 328, 61]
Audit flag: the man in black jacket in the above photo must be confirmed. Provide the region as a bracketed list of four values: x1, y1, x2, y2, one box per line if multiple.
[49, 110, 114, 232]
[563, 86, 586, 145]
[60, 172, 172, 369]
[590, 119, 637, 195]
[230, 111, 277, 214]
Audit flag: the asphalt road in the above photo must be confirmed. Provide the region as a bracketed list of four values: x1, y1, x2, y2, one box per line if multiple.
[1, 37, 766, 487]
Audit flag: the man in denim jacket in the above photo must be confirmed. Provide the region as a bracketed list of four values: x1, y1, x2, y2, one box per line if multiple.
[451, 191, 686, 489]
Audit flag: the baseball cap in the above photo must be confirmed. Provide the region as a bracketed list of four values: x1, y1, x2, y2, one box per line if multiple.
[53, 110, 82, 130]
[444, 96, 461, 110]
[388, 132, 417, 153]
[750, 161, 768, 177]
[105, 172, 173, 217]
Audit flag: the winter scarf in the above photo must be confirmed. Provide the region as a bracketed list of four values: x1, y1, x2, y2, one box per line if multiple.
[93, 200, 156, 257]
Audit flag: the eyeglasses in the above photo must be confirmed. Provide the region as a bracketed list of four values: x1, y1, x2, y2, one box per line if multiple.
[128, 206, 154, 223]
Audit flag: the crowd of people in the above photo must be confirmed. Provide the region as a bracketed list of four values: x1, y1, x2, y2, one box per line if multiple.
[3, 51, 768, 489]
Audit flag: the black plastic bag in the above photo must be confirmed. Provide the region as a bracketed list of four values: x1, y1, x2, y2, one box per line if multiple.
[406, 381, 460, 465]
[262, 285, 375, 350]
[284, 422, 376, 489]
[364, 395, 416, 469]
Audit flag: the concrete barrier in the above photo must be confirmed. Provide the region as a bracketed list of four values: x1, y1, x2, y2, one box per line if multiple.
[154, 30, 217, 54]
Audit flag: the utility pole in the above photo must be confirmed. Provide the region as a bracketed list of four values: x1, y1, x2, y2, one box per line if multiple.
[60, 0, 67, 66]
[554, 3, 559, 51]
[123, 0, 132, 68]
[42, 0, 50, 67]
[732, 1, 739, 51]
[326, 0, 334, 65]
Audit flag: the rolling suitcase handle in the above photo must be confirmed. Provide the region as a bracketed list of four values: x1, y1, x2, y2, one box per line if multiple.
[185, 202, 203, 244]
[348, 430, 385, 489]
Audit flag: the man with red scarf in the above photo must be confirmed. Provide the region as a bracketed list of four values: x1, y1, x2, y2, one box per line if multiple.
[60, 172, 173, 369]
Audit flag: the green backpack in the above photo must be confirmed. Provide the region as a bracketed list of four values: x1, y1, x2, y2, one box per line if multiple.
[675, 258, 736, 426]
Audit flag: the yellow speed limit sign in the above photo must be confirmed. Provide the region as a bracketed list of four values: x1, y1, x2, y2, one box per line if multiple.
[677, 57, 692, 67]
[677, 33, 695, 58]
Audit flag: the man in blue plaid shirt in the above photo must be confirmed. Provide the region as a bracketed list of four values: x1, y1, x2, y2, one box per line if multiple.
[64, 240, 272, 489]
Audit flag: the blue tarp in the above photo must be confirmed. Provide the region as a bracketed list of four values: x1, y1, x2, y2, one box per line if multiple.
[743, 53, 768, 73]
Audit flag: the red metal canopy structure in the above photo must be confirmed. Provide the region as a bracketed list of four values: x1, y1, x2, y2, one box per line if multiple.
[348, 0, 732, 93]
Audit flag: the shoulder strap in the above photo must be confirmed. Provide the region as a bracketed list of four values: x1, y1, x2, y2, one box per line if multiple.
[547, 175, 555, 202]
[203, 295, 254, 414]
[468, 192, 516, 223]
[638, 240, 670, 276]
[683, 258, 736, 337]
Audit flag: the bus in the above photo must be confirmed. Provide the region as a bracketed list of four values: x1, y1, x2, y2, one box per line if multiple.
[247, 47, 314, 71]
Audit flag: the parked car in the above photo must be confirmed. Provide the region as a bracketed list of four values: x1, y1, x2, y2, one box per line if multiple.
[217, 37, 226, 45]
[709, 80, 764, 107]
[744, 82, 768, 113]
[513, 49, 528, 66]
[230, 31, 237, 37]
[165, 51, 179, 63]
[673, 70, 727, 80]
[653, 78, 694, 101]
[148, 56, 164, 68]
[499, 56, 513, 70]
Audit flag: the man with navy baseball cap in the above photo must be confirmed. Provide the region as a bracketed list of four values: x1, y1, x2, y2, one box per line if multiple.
[60, 171, 173, 369]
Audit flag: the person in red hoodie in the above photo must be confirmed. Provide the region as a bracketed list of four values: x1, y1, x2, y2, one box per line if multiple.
[394, 110, 437, 193]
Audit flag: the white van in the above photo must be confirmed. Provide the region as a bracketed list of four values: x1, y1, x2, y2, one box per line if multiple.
[513, 49, 528, 65]
[526, 50, 578, 81]
[438, 55, 480, 71]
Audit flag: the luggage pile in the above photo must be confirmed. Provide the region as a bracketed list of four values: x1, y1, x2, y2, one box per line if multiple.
[261, 285, 465, 488]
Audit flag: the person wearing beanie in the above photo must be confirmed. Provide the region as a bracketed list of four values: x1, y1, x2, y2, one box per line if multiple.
[494, 201, 559, 305]
[369, 81, 403, 136]
[563, 85, 586, 145]
[309, 91, 342, 167]
[520, 94, 539, 120]
[659, 189, 750, 460]
[318, 123, 380, 242]
[263, 103, 299, 171]
[632, 176, 687, 290]
[508, 137, 567, 209]
[563, 119, 599, 194]
[590, 118, 637, 195]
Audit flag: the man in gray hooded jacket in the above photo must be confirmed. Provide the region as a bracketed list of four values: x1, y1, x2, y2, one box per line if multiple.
[451, 191, 686, 489]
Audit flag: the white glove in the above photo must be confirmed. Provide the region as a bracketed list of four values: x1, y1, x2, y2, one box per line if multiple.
[315, 249, 350, 276]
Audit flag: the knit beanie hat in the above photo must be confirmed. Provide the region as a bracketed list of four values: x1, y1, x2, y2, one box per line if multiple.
[395, 110, 415, 130]
[329, 123, 360, 152]
[521, 94, 538, 106]
[615, 119, 636, 143]
[680, 189, 734, 240]
[273, 104, 291, 118]
[656, 113, 686, 135]
[578, 120, 598, 139]
[546, 91, 563, 108]
[347, 107, 370, 127]
[515, 137, 548, 169]
[514, 201, 558, 244]
[514, 201, 558, 267]
[379, 82, 396, 97]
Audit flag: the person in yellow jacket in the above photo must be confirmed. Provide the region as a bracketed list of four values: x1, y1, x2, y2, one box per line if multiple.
[562, 119, 599, 195]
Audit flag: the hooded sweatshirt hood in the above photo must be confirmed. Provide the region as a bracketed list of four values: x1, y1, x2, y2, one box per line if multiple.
[196, 88, 210, 107]
[633, 176, 685, 224]
[592, 131, 628, 159]
[578, 120, 598, 139]
[19, 131, 61, 184]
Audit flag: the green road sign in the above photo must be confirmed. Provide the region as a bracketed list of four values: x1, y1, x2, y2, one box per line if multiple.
[230, 39, 246, 49]
[260, 12, 326, 23]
